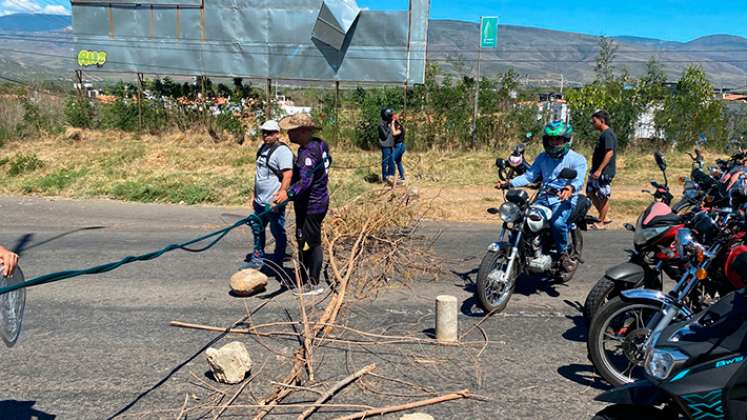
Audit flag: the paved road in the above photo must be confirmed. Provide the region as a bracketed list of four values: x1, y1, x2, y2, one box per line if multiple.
[0, 196, 632, 419]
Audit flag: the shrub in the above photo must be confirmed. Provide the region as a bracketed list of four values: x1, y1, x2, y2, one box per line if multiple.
[8, 153, 44, 176]
[64, 96, 96, 128]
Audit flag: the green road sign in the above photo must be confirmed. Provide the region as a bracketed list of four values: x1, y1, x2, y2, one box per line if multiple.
[480, 16, 498, 49]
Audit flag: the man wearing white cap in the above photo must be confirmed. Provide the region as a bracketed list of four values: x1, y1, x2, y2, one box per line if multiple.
[241, 120, 294, 270]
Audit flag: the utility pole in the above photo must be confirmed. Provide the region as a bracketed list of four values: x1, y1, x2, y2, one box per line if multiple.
[471, 28, 481, 149]
[560, 73, 565, 95]
[266, 78, 272, 119]
[334, 80, 340, 143]
[137, 72, 144, 134]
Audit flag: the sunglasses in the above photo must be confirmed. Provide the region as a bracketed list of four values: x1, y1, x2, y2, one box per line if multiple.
[262, 130, 277, 136]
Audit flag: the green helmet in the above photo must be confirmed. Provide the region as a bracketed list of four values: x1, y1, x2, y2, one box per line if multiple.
[542, 120, 574, 159]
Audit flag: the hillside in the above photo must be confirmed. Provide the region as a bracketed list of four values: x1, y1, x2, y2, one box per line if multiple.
[427, 20, 747, 87]
[1, 14, 746, 87]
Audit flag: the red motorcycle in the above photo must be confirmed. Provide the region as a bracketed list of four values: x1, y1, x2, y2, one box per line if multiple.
[583, 152, 687, 321]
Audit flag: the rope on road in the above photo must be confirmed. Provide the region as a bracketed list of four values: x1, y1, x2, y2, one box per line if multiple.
[0, 202, 284, 296]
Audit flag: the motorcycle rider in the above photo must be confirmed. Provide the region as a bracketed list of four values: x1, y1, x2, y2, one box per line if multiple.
[496, 120, 588, 273]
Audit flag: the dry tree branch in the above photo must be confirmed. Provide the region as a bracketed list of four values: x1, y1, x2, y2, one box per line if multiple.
[333, 389, 473, 420]
[297, 363, 376, 420]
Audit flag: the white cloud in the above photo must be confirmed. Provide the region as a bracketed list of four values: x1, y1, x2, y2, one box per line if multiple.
[42, 4, 70, 15]
[0, 0, 71, 15]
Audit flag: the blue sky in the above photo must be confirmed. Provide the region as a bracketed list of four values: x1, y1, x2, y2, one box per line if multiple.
[2, 0, 745, 42]
[359, 0, 747, 42]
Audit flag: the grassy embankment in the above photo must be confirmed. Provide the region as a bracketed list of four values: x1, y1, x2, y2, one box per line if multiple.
[0, 129, 702, 227]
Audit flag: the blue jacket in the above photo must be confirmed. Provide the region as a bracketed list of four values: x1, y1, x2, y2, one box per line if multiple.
[510, 150, 588, 205]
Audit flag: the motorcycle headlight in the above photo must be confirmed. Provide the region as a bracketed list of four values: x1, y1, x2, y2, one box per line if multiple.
[675, 228, 695, 258]
[499, 202, 521, 223]
[645, 348, 689, 381]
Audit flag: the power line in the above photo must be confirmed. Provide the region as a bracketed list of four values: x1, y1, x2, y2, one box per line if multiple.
[3, 31, 747, 55]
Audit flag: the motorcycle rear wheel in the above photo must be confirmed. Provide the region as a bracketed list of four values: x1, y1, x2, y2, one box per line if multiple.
[476, 250, 518, 314]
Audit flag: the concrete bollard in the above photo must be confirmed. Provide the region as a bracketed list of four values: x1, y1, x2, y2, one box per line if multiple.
[435, 295, 458, 343]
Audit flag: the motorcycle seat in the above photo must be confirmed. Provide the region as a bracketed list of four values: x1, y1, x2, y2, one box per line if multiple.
[571, 195, 592, 223]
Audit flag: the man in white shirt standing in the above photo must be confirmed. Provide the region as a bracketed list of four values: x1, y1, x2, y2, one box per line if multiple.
[241, 120, 294, 270]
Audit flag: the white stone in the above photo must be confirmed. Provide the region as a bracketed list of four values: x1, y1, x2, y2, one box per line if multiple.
[229, 269, 268, 296]
[400, 414, 434, 420]
[205, 341, 253, 384]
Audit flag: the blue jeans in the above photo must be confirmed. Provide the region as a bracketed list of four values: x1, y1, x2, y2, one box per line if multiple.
[536, 196, 577, 254]
[249, 201, 287, 265]
[381, 147, 395, 180]
[393, 142, 406, 180]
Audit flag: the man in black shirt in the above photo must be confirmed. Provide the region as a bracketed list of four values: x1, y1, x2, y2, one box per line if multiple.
[587, 110, 617, 230]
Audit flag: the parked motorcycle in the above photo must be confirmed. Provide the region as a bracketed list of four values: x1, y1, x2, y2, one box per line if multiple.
[476, 168, 595, 313]
[496, 132, 533, 182]
[592, 253, 747, 419]
[583, 148, 743, 322]
[588, 209, 745, 386]
[583, 152, 685, 321]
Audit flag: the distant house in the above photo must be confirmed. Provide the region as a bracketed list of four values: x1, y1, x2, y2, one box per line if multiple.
[635, 104, 665, 140]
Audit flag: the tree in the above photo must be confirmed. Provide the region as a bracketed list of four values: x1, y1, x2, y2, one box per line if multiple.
[635, 57, 668, 107]
[656, 65, 726, 148]
[216, 83, 232, 98]
[594, 37, 618, 84]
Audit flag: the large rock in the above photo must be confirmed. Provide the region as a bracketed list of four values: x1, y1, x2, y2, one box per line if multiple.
[205, 341, 253, 384]
[229, 269, 268, 296]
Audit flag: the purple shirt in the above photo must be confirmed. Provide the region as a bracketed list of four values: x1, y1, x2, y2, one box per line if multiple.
[288, 138, 331, 214]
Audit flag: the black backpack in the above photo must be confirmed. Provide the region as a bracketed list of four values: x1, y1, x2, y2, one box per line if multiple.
[256, 142, 291, 181]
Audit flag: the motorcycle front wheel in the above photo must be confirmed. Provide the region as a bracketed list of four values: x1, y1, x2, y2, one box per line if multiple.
[476, 250, 519, 314]
[587, 297, 663, 387]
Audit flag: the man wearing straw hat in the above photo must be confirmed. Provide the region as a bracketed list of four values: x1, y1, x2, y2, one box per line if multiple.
[273, 113, 332, 296]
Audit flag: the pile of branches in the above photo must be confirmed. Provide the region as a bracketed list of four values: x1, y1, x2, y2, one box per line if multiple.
[165, 188, 488, 419]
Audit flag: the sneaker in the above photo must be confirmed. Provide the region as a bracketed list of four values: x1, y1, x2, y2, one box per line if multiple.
[397, 178, 406, 185]
[299, 283, 325, 297]
[239, 256, 264, 271]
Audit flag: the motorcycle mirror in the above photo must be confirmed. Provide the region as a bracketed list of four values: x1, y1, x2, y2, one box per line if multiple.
[623, 223, 635, 232]
[495, 158, 506, 169]
[487, 208, 500, 215]
[558, 168, 577, 180]
[654, 151, 667, 172]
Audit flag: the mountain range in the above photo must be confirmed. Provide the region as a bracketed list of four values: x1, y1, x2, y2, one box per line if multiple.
[1, 13, 746, 87]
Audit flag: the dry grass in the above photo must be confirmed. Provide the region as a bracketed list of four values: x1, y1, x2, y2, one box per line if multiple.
[0, 129, 708, 226]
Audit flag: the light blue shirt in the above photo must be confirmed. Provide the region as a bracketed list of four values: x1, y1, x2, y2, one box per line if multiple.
[510, 150, 588, 205]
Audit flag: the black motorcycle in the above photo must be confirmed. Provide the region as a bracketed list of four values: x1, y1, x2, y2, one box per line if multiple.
[476, 168, 594, 313]
[593, 285, 747, 419]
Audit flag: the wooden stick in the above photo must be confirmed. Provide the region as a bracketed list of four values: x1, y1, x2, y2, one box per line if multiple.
[333, 389, 472, 420]
[176, 393, 188, 420]
[297, 363, 376, 420]
[293, 259, 315, 382]
[212, 362, 264, 420]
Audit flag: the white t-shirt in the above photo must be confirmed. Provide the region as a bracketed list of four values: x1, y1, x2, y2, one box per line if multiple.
[254, 143, 293, 205]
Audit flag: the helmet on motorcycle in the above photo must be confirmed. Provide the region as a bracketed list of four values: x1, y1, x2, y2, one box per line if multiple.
[542, 120, 574, 159]
[381, 108, 394, 122]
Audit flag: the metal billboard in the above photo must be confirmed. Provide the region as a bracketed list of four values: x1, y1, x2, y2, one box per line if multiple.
[71, 0, 429, 84]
